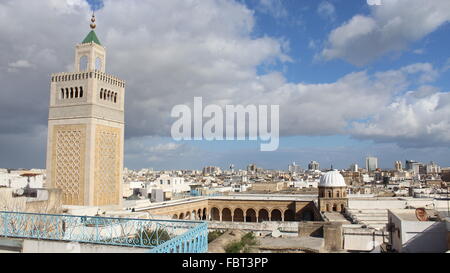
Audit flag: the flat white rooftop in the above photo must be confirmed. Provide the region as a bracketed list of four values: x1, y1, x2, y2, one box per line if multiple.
[209, 194, 317, 202]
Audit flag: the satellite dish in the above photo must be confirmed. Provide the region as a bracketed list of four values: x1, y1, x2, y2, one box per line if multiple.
[415, 208, 428, 221]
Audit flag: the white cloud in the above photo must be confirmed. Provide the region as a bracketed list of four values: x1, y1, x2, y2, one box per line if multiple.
[321, 0, 450, 65]
[7, 60, 34, 72]
[317, 1, 336, 21]
[0, 0, 449, 170]
[256, 0, 288, 19]
[351, 86, 450, 147]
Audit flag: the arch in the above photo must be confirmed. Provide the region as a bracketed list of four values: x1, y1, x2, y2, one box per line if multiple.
[185, 211, 191, 220]
[70, 88, 74, 99]
[271, 209, 282, 221]
[107, 91, 111, 101]
[210, 207, 220, 221]
[61, 89, 65, 99]
[336, 191, 340, 198]
[197, 209, 202, 220]
[202, 208, 207, 220]
[222, 208, 232, 222]
[328, 191, 332, 198]
[114, 93, 117, 103]
[233, 208, 244, 222]
[246, 209, 257, 222]
[341, 204, 345, 212]
[179, 213, 185, 220]
[332, 204, 337, 212]
[284, 209, 295, 221]
[172, 214, 178, 219]
[65, 88, 69, 99]
[100, 89, 103, 99]
[79, 87, 83, 98]
[301, 210, 313, 221]
[75, 87, 79, 98]
[258, 209, 269, 222]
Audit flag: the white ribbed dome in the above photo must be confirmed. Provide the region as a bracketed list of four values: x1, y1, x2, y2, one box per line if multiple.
[319, 170, 346, 187]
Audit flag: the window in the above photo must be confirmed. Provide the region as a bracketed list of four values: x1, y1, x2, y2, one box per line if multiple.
[79, 87, 83, 98]
[95, 57, 102, 71]
[79, 56, 88, 71]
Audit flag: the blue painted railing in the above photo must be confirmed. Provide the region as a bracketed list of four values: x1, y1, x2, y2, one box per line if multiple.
[0, 211, 208, 253]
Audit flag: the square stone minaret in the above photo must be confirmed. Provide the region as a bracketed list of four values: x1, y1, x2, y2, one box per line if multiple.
[46, 15, 125, 207]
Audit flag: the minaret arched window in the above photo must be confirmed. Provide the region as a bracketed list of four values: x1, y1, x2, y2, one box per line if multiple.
[100, 89, 103, 100]
[114, 93, 117, 103]
[70, 88, 74, 98]
[75, 87, 79, 98]
[61, 89, 64, 99]
[80, 87, 83, 98]
[66, 88, 69, 99]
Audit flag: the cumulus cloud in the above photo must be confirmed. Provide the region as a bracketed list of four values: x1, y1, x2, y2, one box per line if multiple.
[351, 86, 450, 148]
[0, 0, 449, 169]
[317, 1, 336, 21]
[320, 0, 450, 65]
[255, 0, 288, 19]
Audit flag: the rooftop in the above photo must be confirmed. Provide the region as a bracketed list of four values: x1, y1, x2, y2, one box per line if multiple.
[82, 30, 101, 45]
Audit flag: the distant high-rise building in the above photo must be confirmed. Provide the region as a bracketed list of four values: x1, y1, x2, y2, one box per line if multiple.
[411, 163, 421, 175]
[426, 162, 440, 174]
[288, 162, 302, 173]
[202, 166, 222, 175]
[308, 161, 320, 171]
[405, 160, 418, 171]
[394, 161, 403, 171]
[365, 157, 378, 172]
[247, 164, 257, 173]
[349, 163, 358, 172]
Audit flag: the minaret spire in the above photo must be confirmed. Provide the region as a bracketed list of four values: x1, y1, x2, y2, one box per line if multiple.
[90, 12, 96, 30]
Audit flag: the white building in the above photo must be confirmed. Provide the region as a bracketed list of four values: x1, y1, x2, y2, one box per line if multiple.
[288, 162, 302, 173]
[387, 209, 448, 253]
[290, 180, 318, 189]
[426, 162, 441, 174]
[149, 174, 190, 194]
[0, 172, 44, 189]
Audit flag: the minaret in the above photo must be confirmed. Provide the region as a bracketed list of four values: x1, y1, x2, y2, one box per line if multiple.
[46, 14, 125, 207]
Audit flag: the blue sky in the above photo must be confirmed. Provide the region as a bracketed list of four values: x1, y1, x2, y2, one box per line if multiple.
[0, 0, 449, 171]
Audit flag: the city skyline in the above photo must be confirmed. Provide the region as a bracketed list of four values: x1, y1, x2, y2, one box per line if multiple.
[1, 0, 450, 171]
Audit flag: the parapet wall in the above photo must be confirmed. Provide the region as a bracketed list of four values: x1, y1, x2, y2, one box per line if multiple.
[298, 222, 343, 251]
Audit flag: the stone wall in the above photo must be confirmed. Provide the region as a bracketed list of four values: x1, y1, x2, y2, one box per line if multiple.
[342, 227, 387, 251]
[298, 222, 343, 251]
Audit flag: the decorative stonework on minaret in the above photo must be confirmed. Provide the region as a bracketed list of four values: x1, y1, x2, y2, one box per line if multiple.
[46, 14, 125, 207]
